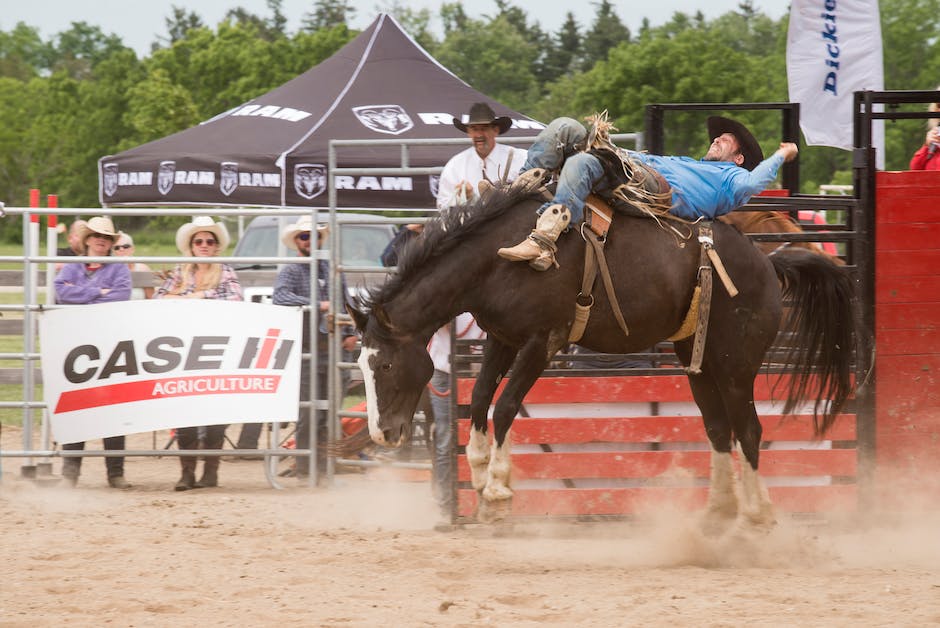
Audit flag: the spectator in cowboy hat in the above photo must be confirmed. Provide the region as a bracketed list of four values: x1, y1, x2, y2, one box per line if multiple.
[54, 215, 133, 489]
[436, 102, 527, 210]
[232, 219, 337, 455]
[266, 216, 358, 481]
[154, 216, 243, 491]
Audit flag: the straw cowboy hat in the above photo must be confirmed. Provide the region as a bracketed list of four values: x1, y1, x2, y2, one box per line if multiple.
[706, 116, 764, 171]
[453, 102, 513, 135]
[175, 216, 230, 254]
[280, 216, 329, 251]
[76, 216, 118, 245]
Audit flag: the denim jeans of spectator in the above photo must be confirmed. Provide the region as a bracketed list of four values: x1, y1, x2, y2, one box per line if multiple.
[429, 368, 455, 515]
[295, 355, 327, 476]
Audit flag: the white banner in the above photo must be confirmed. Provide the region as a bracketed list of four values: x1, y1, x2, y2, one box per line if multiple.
[40, 300, 302, 444]
[787, 0, 885, 166]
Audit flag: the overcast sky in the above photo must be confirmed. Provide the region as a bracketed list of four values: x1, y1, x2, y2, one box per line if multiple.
[3, 0, 793, 57]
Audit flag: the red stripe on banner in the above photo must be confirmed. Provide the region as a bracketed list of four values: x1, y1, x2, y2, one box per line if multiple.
[54, 374, 282, 413]
[255, 329, 280, 369]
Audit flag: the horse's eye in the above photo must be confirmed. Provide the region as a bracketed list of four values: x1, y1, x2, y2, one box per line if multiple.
[381, 363, 392, 372]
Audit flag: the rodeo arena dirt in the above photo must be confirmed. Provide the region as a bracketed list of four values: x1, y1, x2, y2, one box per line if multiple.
[2, 425, 940, 626]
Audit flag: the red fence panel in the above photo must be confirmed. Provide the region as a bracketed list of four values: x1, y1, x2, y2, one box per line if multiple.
[873, 171, 940, 506]
[456, 374, 858, 518]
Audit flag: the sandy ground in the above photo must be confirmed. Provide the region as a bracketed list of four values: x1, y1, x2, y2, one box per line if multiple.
[2, 426, 940, 627]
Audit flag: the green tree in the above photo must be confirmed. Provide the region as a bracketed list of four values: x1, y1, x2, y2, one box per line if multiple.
[159, 6, 206, 50]
[13, 49, 146, 212]
[0, 76, 33, 212]
[146, 23, 279, 118]
[490, 0, 557, 88]
[123, 68, 199, 146]
[540, 13, 581, 79]
[375, 1, 436, 50]
[301, 0, 356, 32]
[225, 0, 288, 41]
[0, 23, 51, 80]
[440, 2, 470, 36]
[50, 22, 130, 79]
[434, 15, 540, 110]
[581, 0, 630, 71]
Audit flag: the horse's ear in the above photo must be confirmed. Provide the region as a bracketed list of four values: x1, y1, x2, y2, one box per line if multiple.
[345, 297, 369, 331]
[373, 304, 394, 332]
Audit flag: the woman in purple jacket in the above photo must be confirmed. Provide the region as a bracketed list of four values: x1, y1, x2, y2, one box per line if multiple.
[54, 216, 132, 488]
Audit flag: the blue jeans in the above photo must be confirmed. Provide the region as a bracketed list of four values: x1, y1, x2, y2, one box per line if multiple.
[524, 117, 604, 223]
[429, 369, 454, 513]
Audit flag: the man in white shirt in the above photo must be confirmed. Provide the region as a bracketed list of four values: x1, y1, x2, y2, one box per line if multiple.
[436, 102, 527, 210]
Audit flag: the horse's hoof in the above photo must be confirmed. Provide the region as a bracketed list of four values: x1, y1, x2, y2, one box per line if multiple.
[740, 509, 778, 534]
[476, 497, 513, 524]
[481, 484, 514, 502]
[698, 510, 737, 538]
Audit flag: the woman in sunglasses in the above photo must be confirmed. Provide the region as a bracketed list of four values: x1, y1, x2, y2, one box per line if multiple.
[54, 216, 133, 489]
[155, 216, 244, 491]
[112, 231, 154, 299]
[154, 216, 243, 301]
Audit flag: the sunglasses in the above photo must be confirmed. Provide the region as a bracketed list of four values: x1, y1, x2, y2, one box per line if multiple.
[296, 232, 311, 241]
[192, 238, 217, 246]
[90, 233, 114, 240]
[112, 244, 132, 251]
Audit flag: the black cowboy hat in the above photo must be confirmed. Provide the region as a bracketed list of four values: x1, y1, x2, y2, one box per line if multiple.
[706, 116, 764, 171]
[453, 102, 513, 135]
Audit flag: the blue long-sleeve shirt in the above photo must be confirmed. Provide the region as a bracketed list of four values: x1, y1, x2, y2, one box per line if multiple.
[632, 151, 786, 220]
[54, 262, 132, 304]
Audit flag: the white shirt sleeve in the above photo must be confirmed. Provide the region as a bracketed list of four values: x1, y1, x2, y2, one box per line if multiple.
[436, 152, 466, 211]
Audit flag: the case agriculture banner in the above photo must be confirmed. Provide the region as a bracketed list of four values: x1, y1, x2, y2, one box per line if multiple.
[40, 300, 302, 444]
[786, 0, 884, 164]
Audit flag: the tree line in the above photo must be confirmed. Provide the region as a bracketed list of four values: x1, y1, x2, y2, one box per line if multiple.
[0, 0, 938, 240]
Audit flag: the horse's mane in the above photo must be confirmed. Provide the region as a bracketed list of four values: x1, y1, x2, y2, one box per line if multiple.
[362, 187, 534, 312]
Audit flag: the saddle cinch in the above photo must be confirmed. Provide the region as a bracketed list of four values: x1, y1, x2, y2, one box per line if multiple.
[569, 194, 739, 374]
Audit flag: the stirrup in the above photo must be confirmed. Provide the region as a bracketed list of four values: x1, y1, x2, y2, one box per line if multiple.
[528, 249, 557, 271]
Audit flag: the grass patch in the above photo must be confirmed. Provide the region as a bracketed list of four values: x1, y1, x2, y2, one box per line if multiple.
[0, 385, 42, 427]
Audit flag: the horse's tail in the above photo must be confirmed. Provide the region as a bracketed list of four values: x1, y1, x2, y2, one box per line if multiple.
[769, 248, 857, 436]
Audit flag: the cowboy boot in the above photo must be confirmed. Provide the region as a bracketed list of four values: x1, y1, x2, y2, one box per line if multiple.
[194, 427, 224, 488]
[174, 456, 197, 491]
[497, 204, 571, 271]
[508, 168, 551, 195]
[194, 457, 219, 488]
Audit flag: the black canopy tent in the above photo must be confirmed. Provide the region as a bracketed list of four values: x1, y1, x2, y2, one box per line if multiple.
[99, 14, 544, 209]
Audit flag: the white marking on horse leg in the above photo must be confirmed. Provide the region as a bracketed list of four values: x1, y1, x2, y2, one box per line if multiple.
[737, 442, 776, 528]
[700, 449, 739, 536]
[466, 426, 490, 491]
[357, 347, 386, 445]
[482, 430, 513, 502]
[708, 450, 738, 516]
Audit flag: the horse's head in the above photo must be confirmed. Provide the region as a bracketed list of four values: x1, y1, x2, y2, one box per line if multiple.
[347, 300, 433, 448]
